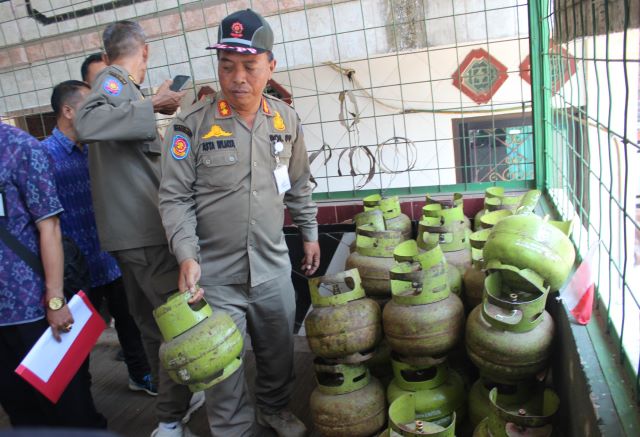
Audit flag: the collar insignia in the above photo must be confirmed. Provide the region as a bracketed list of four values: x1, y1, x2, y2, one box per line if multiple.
[202, 125, 233, 139]
[273, 111, 286, 131]
[218, 100, 232, 117]
[262, 98, 271, 115]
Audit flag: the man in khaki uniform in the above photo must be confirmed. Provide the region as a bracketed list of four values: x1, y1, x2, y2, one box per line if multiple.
[75, 20, 204, 437]
[159, 9, 320, 437]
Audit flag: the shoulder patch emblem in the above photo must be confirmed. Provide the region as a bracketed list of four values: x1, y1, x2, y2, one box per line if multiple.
[170, 134, 190, 160]
[202, 125, 232, 139]
[103, 77, 122, 96]
[273, 111, 286, 131]
[218, 100, 231, 117]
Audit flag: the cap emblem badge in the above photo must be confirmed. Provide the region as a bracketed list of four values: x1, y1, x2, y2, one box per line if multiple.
[230, 22, 244, 38]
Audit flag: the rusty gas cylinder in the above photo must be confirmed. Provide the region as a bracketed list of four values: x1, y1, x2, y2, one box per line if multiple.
[310, 360, 386, 437]
[417, 215, 472, 276]
[379, 393, 457, 436]
[473, 387, 559, 437]
[154, 292, 243, 392]
[465, 272, 554, 383]
[473, 187, 523, 230]
[305, 269, 382, 362]
[364, 194, 412, 241]
[463, 229, 491, 311]
[383, 241, 464, 363]
[387, 358, 466, 427]
[425, 193, 471, 230]
[468, 377, 540, 429]
[346, 211, 404, 297]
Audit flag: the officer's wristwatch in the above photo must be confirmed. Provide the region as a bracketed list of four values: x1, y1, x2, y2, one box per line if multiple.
[47, 297, 66, 311]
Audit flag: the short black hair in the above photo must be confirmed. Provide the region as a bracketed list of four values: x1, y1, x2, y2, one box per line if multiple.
[51, 80, 90, 117]
[102, 21, 146, 61]
[81, 52, 104, 82]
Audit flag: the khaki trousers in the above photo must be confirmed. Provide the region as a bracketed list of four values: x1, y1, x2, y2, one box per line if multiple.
[114, 245, 193, 423]
[201, 274, 297, 437]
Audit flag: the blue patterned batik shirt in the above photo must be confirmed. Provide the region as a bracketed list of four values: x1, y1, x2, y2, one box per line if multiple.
[42, 128, 121, 289]
[0, 123, 64, 326]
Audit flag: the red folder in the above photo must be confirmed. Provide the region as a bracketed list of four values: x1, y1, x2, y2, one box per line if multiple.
[15, 290, 106, 403]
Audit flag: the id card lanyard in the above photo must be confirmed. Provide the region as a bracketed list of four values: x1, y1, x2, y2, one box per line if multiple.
[272, 140, 291, 194]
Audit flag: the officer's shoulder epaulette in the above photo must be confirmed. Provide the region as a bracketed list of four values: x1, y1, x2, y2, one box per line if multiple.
[101, 66, 127, 84]
[177, 97, 211, 121]
[263, 93, 295, 115]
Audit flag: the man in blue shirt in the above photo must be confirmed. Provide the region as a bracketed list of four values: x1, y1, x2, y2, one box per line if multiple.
[0, 121, 105, 427]
[43, 80, 155, 395]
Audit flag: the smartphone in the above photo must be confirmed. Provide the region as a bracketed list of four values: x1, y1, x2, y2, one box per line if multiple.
[170, 75, 191, 92]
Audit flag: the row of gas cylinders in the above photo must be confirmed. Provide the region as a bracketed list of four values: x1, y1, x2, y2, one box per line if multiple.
[304, 190, 575, 436]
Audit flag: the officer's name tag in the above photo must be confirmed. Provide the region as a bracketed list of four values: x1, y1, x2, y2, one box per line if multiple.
[274, 165, 291, 194]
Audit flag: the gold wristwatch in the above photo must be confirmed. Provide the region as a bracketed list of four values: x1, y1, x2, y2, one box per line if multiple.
[47, 297, 66, 311]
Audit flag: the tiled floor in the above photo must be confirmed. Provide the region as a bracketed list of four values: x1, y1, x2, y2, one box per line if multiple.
[0, 328, 320, 437]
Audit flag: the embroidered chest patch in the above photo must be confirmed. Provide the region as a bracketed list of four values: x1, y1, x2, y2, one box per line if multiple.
[171, 134, 190, 160]
[202, 125, 232, 138]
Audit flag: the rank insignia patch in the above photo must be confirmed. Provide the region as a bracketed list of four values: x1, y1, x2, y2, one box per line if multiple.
[103, 77, 122, 96]
[202, 125, 233, 139]
[273, 111, 286, 131]
[218, 100, 231, 117]
[262, 98, 271, 115]
[170, 134, 190, 160]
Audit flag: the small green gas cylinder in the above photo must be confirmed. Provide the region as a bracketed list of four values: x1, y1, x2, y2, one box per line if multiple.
[310, 360, 387, 437]
[154, 292, 243, 392]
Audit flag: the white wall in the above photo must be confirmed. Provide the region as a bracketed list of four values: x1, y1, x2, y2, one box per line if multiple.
[0, 0, 532, 194]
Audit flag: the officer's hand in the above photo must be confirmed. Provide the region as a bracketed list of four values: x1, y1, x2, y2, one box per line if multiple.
[179, 258, 204, 303]
[152, 80, 186, 115]
[47, 305, 74, 342]
[301, 241, 321, 276]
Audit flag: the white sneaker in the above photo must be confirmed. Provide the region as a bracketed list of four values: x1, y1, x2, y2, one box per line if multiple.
[181, 391, 205, 424]
[150, 423, 198, 437]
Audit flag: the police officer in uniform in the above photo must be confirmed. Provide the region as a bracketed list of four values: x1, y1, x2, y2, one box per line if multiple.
[159, 9, 319, 437]
[75, 20, 204, 437]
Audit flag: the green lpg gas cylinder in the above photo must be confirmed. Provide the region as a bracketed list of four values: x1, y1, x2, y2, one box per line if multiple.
[387, 359, 466, 427]
[463, 229, 491, 311]
[383, 241, 464, 362]
[473, 187, 523, 230]
[483, 213, 576, 292]
[310, 360, 387, 437]
[425, 193, 471, 229]
[468, 377, 539, 429]
[364, 194, 413, 241]
[154, 292, 243, 392]
[417, 216, 471, 275]
[347, 213, 404, 297]
[465, 272, 554, 384]
[473, 388, 559, 437]
[364, 337, 394, 385]
[305, 269, 382, 362]
[380, 393, 457, 436]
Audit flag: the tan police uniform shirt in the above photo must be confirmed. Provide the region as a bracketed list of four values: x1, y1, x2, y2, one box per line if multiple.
[159, 93, 318, 287]
[75, 64, 168, 252]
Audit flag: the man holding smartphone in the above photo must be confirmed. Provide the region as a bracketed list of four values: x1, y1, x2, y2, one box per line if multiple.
[75, 20, 204, 437]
